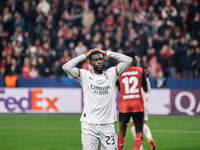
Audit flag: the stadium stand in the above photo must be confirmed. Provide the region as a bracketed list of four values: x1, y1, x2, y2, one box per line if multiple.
[0, 0, 200, 82]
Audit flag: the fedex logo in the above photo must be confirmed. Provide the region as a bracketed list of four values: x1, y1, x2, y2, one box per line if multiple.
[0, 89, 58, 112]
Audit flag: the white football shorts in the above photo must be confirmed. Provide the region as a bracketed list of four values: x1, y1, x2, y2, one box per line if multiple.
[81, 121, 118, 150]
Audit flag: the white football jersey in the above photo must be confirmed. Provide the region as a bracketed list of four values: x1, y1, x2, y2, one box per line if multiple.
[77, 68, 118, 124]
[62, 51, 133, 124]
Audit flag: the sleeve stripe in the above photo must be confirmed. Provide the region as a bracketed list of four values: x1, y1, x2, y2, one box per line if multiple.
[78, 69, 81, 77]
[115, 67, 119, 76]
[75, 69, 81, 79]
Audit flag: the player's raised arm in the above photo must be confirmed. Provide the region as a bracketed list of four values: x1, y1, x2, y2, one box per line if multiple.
[106, 50, 133, 76]
[62, 54, 86, 78]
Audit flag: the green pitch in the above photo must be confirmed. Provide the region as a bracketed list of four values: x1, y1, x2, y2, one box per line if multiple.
[0, 114, 199, 150]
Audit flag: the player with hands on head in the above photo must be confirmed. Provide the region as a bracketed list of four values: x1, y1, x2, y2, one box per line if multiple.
[62, 48, 132, 150]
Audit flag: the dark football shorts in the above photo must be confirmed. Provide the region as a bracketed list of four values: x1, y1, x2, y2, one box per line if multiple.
[119, 112, 144, 125]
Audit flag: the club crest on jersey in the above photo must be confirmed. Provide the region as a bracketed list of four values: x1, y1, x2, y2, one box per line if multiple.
[89, 77, 94, 80]
[105, 75, 109, 80]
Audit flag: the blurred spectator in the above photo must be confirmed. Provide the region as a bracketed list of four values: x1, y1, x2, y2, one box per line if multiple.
[82, 7, 95, 28]
[147, 5, 156, 22]
[75, 41, 87, 56]
[160, 45, 175, 78]
[37, 56, 46, 77]
[37, 0, 50, 16]
[52, 59, 64, 81]
[55, 37, 66, 59]
[91, 32, 102, 48]
[29, 59, 39, 78]
[148, 56, 162, 78]
[13, 12, 25, 33]
[155, 69, 166, 88]
[161, 0, 177, 20]
[0, 66, 6, 77]
[195, 47, 200, 78]
[10, 26, 24, 45]
[95, 6, 104, 25]
[22, 56, 30, 78]
[130, 0, 140, 12]
[6, 57, 20, 77]
[83, 33, 92, 49]
[0, 0, 199, 81]
[134, 6, 147, 32]
[182, 49, 194, 78]
[23, 32, 32, 46]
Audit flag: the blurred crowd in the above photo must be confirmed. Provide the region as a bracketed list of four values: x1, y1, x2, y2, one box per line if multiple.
[0, 0, 200, 80]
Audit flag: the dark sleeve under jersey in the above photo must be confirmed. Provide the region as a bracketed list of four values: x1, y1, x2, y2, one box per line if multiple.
[116, 80, 120, 91]
[142, 70, 147, 90]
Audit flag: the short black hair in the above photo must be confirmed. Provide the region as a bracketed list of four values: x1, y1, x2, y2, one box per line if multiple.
[125, 49, 137, 66]
[89, 51, 104, 61]
[124, 49, 137, 59]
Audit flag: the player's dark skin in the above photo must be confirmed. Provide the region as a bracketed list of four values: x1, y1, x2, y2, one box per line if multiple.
[90, 53, 105, 74]
[86, 48, 106, 74]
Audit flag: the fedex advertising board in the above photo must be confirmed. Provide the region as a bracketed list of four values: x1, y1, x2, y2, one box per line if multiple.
[0, 88, 82, 113]
[1, 88, 200, 116]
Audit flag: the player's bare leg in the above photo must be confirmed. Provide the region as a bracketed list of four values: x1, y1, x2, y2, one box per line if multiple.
[118, 122, 127, 150]
[133, 121, 143, 150]
[131, 121, 156, 150]
[143, 123, 156, 150]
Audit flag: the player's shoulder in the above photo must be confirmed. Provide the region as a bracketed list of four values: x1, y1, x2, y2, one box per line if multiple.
[106, 66, 116, 73]
[79, 68, 93, 76]
[128, 66, 143, 71]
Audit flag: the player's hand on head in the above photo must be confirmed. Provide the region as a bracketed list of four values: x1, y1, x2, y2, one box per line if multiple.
[86, 48, 96, 58]
[95, 48, 107, 55]
[86, 48, 106, 58]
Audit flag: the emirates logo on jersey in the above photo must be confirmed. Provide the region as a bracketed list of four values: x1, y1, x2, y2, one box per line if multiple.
[90, 85, 110, 95]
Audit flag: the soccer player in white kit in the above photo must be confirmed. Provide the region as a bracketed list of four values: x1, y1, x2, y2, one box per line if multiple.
[62, 48, 132, 150]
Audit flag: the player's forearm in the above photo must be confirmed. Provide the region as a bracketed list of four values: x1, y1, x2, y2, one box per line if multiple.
[107, 51, 133, 75]
[62, 54, 86, 78]
[146, 78, 151, 93]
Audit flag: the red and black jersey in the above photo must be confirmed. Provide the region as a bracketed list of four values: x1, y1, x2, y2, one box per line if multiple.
[117, 66, 147, 113]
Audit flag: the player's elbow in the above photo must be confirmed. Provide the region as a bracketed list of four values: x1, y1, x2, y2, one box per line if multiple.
[62, 63, 69, 72]
[143, 86, 148, 93]
[127, 57, 133, 66]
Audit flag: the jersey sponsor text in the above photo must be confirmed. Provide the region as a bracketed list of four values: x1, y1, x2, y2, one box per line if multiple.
[121, 71, 138, 76]
[123, 94, 140, 99]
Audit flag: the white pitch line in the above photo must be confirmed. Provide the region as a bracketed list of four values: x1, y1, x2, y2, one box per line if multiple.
[152, 129, 200, 134]
[0, 127, 80, 131]
[0, 127, 199, 134]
